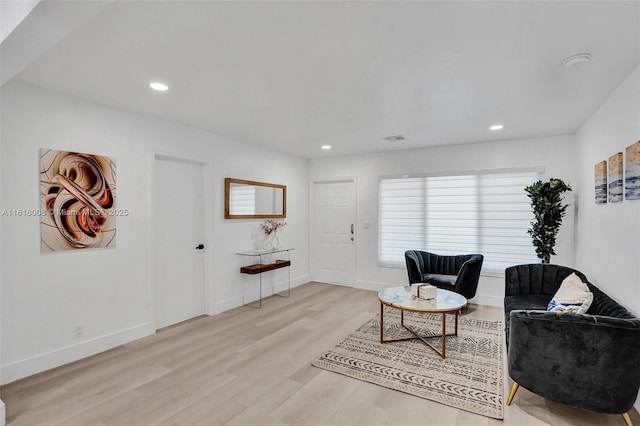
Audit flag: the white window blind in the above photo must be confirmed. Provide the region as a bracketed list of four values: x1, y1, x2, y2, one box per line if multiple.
[229, 185, 256, 215]
[378, 170, 541, 275]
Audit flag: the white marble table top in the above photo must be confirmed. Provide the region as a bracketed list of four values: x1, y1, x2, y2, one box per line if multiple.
[378, 286, 467, 313]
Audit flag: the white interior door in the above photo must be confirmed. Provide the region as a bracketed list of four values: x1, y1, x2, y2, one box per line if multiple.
[153, 156, 205, 329]
[312, 180, 356, 286]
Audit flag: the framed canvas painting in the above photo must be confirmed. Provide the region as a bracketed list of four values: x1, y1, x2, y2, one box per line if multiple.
[594, 161, 607, 204]
[625, 141, 640, 200]
[40, 149, 117, 253]
[608, 152, 623, 203]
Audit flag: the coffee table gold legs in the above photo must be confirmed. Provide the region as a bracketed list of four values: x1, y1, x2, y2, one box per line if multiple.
[455, 310, 459, 335]
[379, 303, 458, 359]
[379, 301, 384, 343]
[442, 313, 446, 357]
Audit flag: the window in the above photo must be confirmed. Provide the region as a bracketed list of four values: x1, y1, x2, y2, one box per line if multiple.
[228, 185, 256, 215]
[378, 169, 542, 275]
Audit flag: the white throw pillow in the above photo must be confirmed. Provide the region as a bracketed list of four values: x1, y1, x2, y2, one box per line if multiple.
[547, 273, 593, 314]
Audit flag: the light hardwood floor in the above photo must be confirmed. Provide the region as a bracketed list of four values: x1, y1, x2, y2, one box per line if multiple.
[2, 282, 638, 425]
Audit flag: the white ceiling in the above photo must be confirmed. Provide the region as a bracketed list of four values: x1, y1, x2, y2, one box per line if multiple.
[4, 1, 640, 159]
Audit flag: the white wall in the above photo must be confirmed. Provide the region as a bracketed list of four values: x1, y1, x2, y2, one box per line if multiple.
[310, 135, 577, 307]
[0, 74, 4, 424]
[0, 0, 40, 42]
[575, 65, 640, 317]
[575, 63, 640, 416]
[0, 81, 309, 384]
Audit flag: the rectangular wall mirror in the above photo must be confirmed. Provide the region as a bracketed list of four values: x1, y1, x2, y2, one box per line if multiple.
[225, 178, 287, 219]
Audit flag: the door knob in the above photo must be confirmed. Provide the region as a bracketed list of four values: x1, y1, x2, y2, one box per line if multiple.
[195, 244, 205, 250]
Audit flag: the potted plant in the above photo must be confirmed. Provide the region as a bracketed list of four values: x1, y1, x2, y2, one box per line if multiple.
[524, 178, 572, 263]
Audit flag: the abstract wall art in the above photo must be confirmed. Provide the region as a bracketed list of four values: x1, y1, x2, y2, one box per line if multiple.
[594, 160, 607, 204]
[607, 152, 623, 203]
[40, 149, 117, 253]
[625, 141, 640, 200]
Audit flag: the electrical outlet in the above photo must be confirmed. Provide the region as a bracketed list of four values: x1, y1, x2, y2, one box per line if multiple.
[74, 325, 84, 338]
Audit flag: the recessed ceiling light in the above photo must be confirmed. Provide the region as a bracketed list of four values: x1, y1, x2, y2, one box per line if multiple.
[321, 145, 332, 150]
[489, 124, 504, 131]
[149, 82, 169, 91]
[562, 53, 591, 69]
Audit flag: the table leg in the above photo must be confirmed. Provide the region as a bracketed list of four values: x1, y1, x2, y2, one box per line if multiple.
[454, 310, 459, 336]
[441, 312, 446, 358]
[379, 302, 384, 343]
[379, 306, 458, 359]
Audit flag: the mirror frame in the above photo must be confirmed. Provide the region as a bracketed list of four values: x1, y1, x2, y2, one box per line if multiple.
[224, 177, 287, 219]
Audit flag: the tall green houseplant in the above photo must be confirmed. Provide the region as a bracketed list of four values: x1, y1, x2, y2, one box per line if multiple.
[524, 178, 572, 264]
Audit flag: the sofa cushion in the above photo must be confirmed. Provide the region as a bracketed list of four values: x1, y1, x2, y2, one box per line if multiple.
[504, 294, 551, 349]
[505, 294, 551, 313]
[547, 273, 593, 314]
[421, 273, 456, 289]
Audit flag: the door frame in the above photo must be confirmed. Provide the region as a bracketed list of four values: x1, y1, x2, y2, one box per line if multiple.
[310, 177, 357, 287]
[150, 152, 213, 330]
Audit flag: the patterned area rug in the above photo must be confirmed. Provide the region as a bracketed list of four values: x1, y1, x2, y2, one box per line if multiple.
[312, 310, 504, 419]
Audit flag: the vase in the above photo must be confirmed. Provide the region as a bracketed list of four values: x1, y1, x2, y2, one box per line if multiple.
[263, 232, 280, 250]
[263, 232, 279, 250]
[263, 236, 273, 250]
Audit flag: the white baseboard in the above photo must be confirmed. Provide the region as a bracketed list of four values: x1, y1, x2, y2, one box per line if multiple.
[355, 280, 391, 292]
[273, 274, 308, 293]
[0, 399, 5, 426]
[213, 295, 244, 314]
[214, 275, 311, 314]
[0, 322, 153, 385]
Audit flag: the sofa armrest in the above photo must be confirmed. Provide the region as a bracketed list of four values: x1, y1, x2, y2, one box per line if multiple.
[453, 255, 483, 299]
[508, 310, 640, 414]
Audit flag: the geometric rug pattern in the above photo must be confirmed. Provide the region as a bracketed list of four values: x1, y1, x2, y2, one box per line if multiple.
[312, 309, 504, 419]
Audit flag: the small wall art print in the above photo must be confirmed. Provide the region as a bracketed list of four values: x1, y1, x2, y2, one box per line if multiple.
[594, 160, 607, 204]
[608, 152, 623, 203]
[625, 141, 640, 200]
[40, 149, 117, 253]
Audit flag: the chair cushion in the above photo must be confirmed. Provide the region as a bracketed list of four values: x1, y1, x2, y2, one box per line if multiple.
[547, 273, 593, 314]
[421, 273, 456, 289]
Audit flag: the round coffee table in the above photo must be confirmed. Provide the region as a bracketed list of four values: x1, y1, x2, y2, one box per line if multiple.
[378, 286, 467, 359]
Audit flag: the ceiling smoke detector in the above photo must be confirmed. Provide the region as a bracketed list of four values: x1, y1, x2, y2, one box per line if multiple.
[383, 135, 406, 142]
[562, 53, 591, 69]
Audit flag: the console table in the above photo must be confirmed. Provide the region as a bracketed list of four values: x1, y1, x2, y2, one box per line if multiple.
[236, 247, 294, 308]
